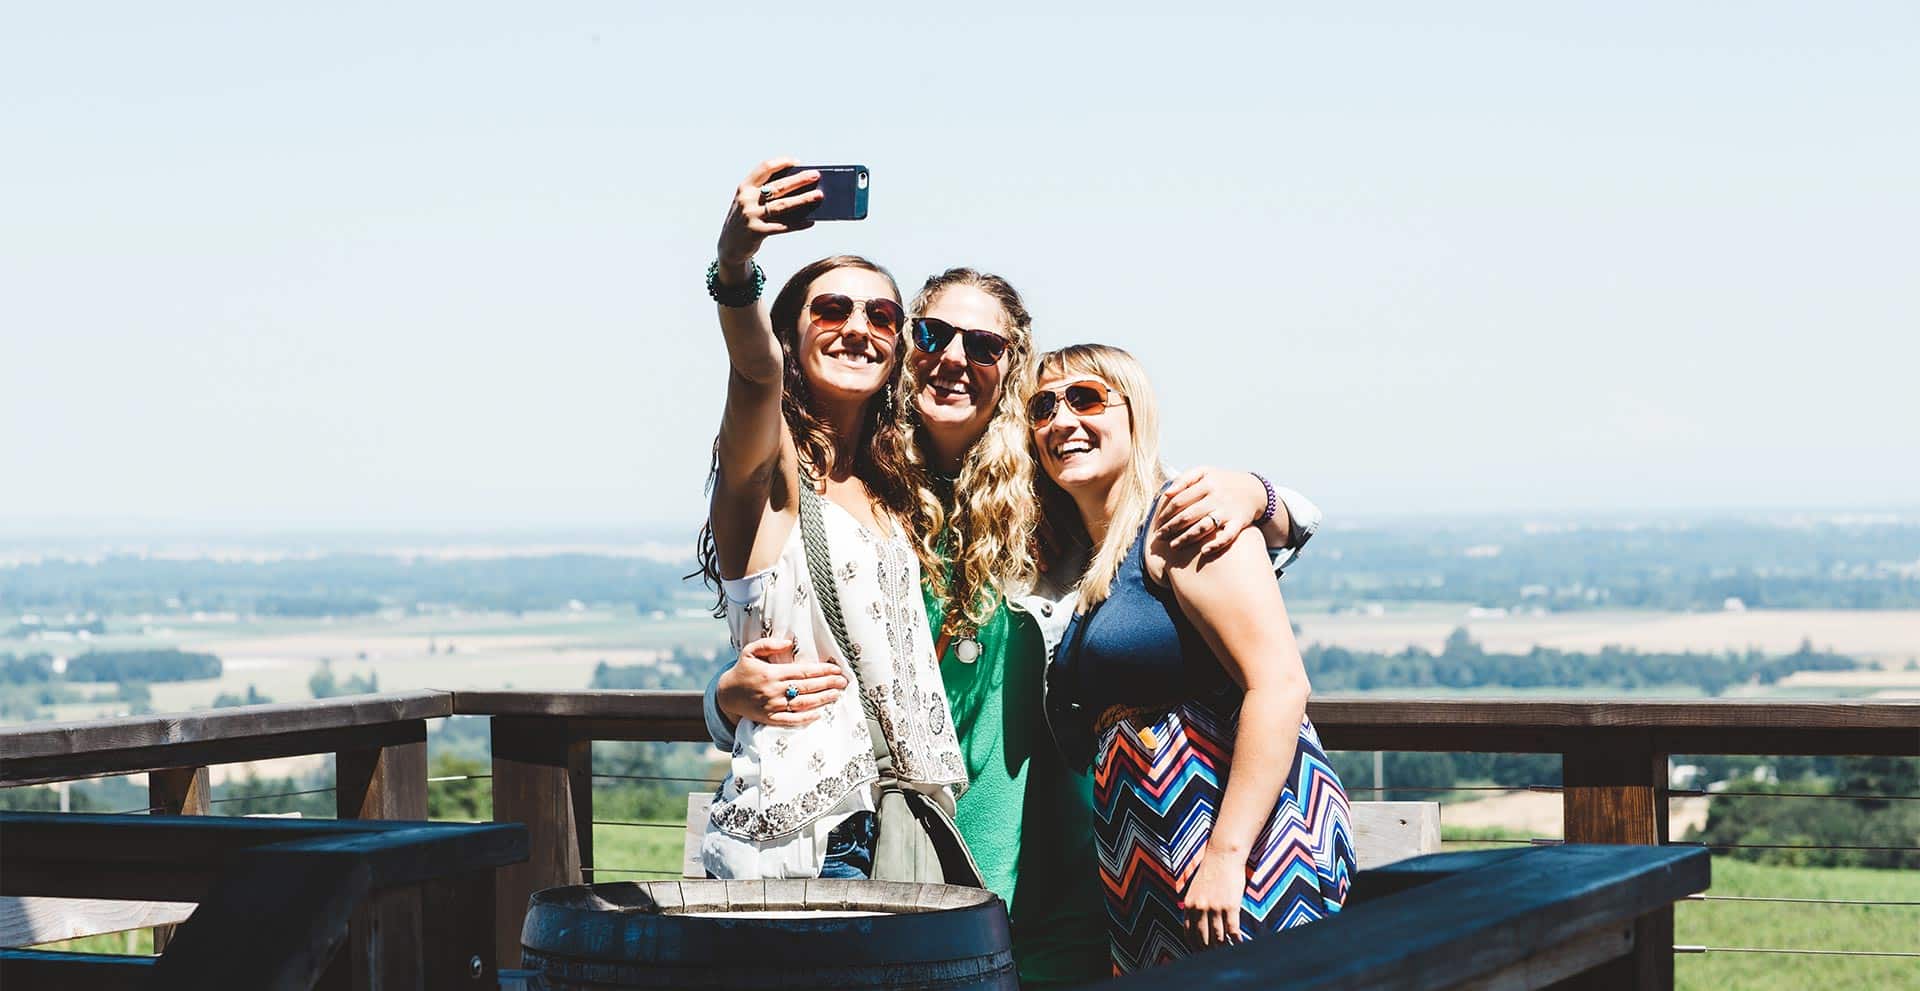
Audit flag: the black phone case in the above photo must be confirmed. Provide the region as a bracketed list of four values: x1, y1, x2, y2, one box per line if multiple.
[771, 165, 868, 222]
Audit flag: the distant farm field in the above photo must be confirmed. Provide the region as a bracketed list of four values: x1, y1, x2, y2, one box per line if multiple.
[22, 608, 735, 725]
[1291, 603, 1920, 674]
[15, 602, 1918, 727]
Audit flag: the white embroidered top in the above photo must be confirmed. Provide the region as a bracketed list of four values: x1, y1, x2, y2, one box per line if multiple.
[701, 498, 967, 879]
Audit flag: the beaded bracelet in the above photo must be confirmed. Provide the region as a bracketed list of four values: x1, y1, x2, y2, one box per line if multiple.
[706, 259, 765, 307]
[1250, 472, 1279, 526]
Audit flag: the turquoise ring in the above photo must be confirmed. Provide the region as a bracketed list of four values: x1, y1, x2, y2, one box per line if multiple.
[784, 684, 799, 701]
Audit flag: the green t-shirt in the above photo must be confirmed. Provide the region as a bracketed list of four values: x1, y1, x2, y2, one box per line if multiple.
[927, 582, 1109, 987]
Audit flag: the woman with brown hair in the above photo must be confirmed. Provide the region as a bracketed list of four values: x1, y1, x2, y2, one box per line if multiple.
[694, 158, 965, 879]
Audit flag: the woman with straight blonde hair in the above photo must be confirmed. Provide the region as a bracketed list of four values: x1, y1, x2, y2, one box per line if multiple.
[1033, 344, 1354, 975]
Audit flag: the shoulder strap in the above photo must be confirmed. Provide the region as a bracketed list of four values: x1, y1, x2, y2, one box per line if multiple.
[797, 486, 889, 771]
[797, 485, 855, 665]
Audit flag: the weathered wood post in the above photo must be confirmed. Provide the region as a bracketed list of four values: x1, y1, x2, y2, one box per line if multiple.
[147, 765, 209, 953]
[334, 718, 436, 989]
[489, 717, 591, 970]
[1560, 731, 1670, 990]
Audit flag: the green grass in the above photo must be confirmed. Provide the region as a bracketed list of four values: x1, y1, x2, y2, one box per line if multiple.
[591, 820, 690, 881]
[1675, 857, 1918, 990]
[27, 929, 156, 956]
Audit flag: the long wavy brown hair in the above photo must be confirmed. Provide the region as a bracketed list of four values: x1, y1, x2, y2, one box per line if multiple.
[893, 269, 1041, 642]
[694, 255, 916, 608]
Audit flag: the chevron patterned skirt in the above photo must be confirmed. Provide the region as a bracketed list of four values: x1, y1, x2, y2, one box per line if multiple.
[1091, 696, 1355, 975]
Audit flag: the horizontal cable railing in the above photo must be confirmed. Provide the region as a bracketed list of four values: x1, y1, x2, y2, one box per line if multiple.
[1675, 946, 1920, 959]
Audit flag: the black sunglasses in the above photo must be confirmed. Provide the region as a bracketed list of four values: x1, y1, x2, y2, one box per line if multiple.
[809, 294, 904, 336]
[911, 317, 1011, 366]
[1028, 379, 1126, 426]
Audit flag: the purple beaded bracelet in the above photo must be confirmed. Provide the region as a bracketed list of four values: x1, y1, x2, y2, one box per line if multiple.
[1250, 472, 1278, 526]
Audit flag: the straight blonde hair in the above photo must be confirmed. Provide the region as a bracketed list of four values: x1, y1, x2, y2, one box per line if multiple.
[1031, 344, 1168, 610]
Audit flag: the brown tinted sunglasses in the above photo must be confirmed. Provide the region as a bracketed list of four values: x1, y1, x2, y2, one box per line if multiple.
[1028, 379, 1127, 426]
[809, 294, 904, 336]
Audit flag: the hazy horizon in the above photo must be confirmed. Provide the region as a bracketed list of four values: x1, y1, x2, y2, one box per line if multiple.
[5, 502, 1917, 548]
[6, 4, 1916, 528]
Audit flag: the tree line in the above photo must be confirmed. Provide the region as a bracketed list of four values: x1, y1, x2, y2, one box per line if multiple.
[1306, 629, 1861, 696]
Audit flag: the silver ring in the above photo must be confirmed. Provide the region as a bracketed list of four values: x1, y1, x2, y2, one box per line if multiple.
[758, 184, 777, 205]
[1205, 513, 1220, 531]
[784, 683, 799, 701]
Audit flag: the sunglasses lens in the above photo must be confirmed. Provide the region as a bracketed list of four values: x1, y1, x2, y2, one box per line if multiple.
[810, 294, 853, 326]
[1028, 392, 1060, 424]
[962, 331, 1008, 365]
[865, 299, 903, 335]
[1064, 384, 1107, 415]
[912, 317, 954, 354]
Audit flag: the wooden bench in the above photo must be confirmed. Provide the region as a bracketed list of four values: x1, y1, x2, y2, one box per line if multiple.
[0, 812, 527, 990]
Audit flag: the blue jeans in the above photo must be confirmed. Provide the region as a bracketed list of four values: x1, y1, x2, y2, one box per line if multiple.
[818, 811, 877, 879]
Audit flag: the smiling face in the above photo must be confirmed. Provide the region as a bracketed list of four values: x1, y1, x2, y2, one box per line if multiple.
[909, 285, 1011, 454]
[796, 266, 901, 405]
[1031, 372, 1133, 495]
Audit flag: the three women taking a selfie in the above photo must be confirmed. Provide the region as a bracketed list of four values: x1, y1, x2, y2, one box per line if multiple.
[695, 159, 1355, 983]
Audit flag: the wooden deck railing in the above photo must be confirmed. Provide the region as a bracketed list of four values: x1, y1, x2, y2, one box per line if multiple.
[2, 691, 1914, 989]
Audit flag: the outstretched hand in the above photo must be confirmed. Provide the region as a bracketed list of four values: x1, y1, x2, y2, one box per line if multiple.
[716, 158, 823, 268]
[715, 636, 847, 729]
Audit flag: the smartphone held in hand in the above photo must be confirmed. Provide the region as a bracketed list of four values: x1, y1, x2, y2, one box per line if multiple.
[772, 165, 869, 221]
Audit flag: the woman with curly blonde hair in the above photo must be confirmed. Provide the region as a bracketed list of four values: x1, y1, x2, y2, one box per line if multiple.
[708, 259, 1322, 987]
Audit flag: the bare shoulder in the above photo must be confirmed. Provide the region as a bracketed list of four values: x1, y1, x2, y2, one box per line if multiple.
[1161, 526, 1273, 593]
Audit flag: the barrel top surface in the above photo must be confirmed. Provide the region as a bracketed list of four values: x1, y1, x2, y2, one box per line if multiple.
[530, 879, 998, 918]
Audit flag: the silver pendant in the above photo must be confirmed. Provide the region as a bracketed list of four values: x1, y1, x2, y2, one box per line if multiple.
[955, 638, 981, 664]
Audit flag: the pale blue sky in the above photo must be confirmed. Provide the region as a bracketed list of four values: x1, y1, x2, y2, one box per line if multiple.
[4, 3, 1916, 531]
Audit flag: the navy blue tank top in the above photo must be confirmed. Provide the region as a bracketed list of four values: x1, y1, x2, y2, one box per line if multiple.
[1045, 497, 1238, 767]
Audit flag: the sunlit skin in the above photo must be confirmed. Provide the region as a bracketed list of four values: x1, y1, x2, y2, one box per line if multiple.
[797, 267, 900, 414]
[911, 285, 1009, 473]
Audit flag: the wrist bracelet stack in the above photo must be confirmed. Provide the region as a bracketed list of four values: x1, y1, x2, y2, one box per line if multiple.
[1250, 472, 1278, 526]
[706, 259, 765, 307]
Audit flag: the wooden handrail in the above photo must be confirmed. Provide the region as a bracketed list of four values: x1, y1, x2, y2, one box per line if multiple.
[5, 691, 1910, 785]
[0, 690, 453, 787]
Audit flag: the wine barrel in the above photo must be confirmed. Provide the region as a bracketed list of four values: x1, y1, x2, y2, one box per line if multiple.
[521, 879, 1018, 990]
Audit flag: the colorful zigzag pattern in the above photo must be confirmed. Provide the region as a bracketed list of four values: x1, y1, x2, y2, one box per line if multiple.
[1091, 699, 1356, 975]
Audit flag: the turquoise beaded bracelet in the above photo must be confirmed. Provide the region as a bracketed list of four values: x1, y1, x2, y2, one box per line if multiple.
[706, 259, 765, 307]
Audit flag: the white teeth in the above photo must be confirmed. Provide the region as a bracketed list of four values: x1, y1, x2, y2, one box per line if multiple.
[1055, 441, 1092, 456]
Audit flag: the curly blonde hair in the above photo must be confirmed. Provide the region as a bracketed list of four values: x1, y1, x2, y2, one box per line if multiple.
[894, 269, 1041, 642]
[1031, 344, 1168, 609]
